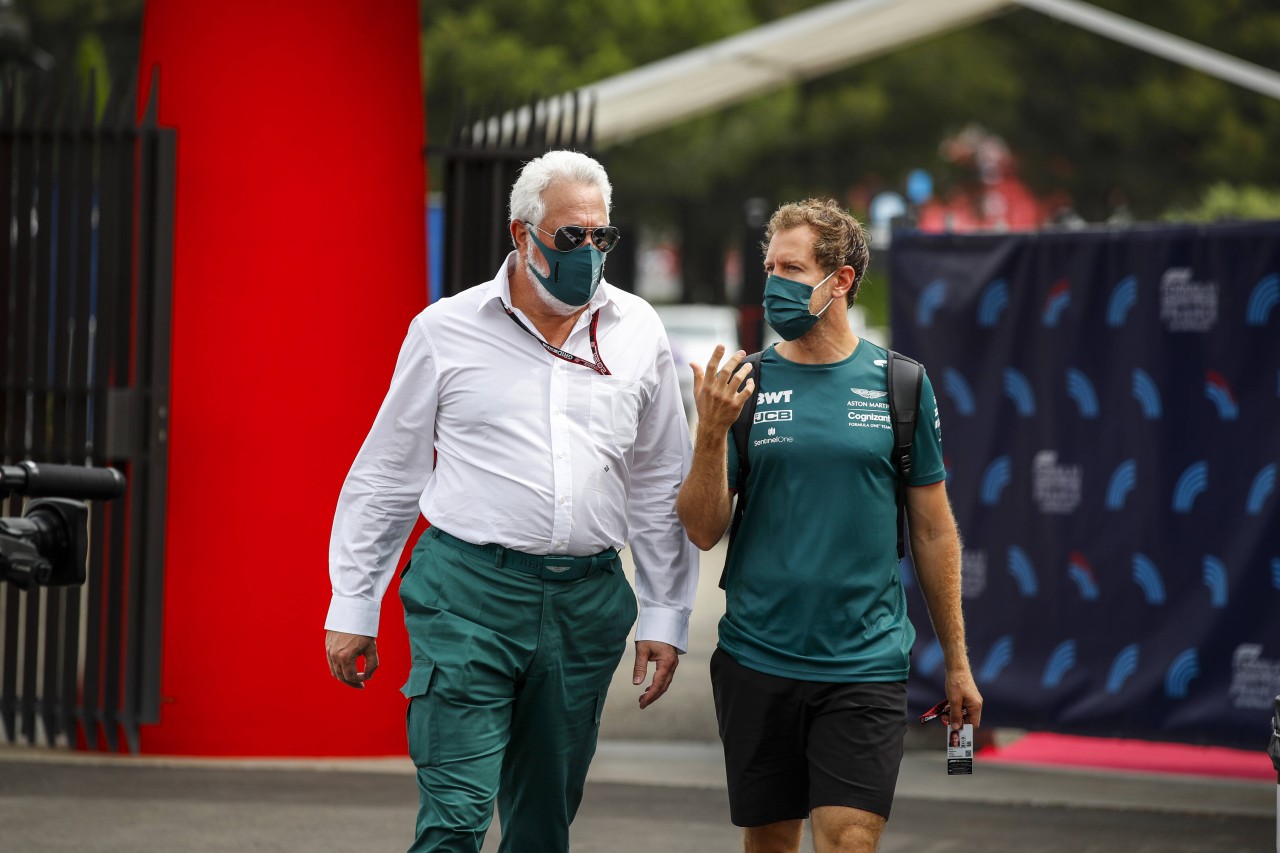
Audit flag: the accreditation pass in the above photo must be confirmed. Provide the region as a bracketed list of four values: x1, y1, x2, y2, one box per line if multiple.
[946, 724, 974, 775]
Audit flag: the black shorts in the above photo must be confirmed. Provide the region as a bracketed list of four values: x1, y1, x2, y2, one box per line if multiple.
[710, 647, 908, 826]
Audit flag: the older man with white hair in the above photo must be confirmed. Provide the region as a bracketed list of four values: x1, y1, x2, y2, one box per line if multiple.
[324, 150, 697, 852]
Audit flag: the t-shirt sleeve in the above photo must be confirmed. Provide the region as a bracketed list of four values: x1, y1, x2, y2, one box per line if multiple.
[906, 368, 946, 486]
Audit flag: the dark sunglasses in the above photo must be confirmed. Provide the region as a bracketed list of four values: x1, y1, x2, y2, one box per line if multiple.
[525, 221, 622, 253]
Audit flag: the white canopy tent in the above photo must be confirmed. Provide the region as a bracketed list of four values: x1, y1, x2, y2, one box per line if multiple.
[476, 0, 1280, 147]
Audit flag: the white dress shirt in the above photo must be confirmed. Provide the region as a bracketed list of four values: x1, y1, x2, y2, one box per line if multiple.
[326, 253, 699, 650]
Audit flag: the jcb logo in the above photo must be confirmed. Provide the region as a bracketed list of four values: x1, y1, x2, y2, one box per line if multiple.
[757, 389, 793, 404]
[754, 409, 793, 423]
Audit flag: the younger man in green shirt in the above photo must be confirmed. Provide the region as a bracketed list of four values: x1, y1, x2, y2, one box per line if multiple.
[677, 198, 983, 853]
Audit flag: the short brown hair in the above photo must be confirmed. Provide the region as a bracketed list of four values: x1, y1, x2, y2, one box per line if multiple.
[764, 198, 870, 305]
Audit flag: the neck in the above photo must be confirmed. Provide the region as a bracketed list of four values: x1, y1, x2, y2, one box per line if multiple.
[776, 309, 859, 364]
[509, 259, 590, 348]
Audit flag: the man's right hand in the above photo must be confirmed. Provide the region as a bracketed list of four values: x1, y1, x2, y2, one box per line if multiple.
[326, 630, 378, 689]
[690, 345, 755, 434]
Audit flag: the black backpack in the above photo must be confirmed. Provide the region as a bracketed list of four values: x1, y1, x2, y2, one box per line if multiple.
[720, 349, 924, 589]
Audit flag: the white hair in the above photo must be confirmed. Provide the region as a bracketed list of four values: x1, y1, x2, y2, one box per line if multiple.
[508, 149, 613, 228]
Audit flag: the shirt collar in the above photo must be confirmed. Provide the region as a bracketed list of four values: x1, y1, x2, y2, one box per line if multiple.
[477, 251, 625, 318]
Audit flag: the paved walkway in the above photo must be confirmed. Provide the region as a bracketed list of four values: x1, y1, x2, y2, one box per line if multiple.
[2, 542, 1275, 851]
[1, 741, 1273, 852]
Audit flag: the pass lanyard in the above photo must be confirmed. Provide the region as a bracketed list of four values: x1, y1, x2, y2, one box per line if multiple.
[502, 304, 611, 376]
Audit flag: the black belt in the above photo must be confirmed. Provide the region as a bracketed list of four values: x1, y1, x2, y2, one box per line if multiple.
[427, 527, 617, 581]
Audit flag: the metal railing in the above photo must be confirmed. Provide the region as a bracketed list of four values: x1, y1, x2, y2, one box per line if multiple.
[0, 68, 174, 753]
[431, 92, 626, 297]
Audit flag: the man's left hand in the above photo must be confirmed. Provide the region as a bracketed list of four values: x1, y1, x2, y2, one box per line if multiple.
[943, 668, 984, 730]
[632, 640, 679, 709]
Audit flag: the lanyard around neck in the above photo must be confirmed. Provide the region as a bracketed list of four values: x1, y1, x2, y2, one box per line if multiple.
[502, 304, 612, 376]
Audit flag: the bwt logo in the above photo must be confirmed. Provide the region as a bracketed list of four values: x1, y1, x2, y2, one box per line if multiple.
[754, 409, 793, 424]
[757, 389, 793, 405]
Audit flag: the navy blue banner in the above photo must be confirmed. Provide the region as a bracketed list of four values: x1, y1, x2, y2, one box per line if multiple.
[890, 223, 1280, 748]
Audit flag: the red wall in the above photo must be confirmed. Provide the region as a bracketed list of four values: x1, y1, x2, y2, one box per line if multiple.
[136, 0, 426, 755]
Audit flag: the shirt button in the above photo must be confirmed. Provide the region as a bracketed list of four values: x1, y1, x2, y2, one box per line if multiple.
[560, 497, 569, 504]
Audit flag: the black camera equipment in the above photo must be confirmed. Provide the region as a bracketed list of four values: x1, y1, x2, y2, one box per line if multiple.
[0, 461, 126, 590]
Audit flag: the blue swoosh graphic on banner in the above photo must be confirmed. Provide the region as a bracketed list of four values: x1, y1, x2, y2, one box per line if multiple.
[1106, 644, 1140, 694]
[1106, 276, 1138, 327]
[917, 279, 946, 326]
[1070, 558, 1100, 596]
[980, 456, 1012, 505]
[1008, 546, 1038, 597]
[979, 636, 1014, 682]
[1246, 273, 1278, 325]
[1042, 639, 1077, 688]
[1247, 464, 1276, 515]
[978, 278, 1009, 327]
[1132, 369, 1162, 419]
[1165, 649, 1200, 699]
[1172, 461, 1209, 513]
[942, 368, 975, 416]
[1132, 553, 1165, 605]
[1066, 368, 1099, 419]
[1204, 371, 1238, 420]
[1105, 460, 1137, 510]
[916, 640, 944, 676]
[1202, 556, 1228, 608]
[1003, 367, 1036, 416]
[1042, 282, 1071, 327]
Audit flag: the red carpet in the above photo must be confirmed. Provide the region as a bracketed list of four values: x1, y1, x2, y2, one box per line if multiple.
[981, 732, 1276, 781]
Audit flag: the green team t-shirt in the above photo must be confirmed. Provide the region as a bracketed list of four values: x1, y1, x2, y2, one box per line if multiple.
[720, 340, 946, 682]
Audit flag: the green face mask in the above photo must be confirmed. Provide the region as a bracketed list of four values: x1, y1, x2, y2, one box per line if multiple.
[763, 270, 836, 341]
[527, 231, 606, 307]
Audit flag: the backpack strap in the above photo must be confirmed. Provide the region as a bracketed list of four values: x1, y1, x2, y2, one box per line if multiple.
[720, 351, 762, 590]
[886, 350, 924, 560]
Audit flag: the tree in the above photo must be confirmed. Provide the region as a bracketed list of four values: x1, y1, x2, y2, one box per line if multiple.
[421, 0, 1280, 310]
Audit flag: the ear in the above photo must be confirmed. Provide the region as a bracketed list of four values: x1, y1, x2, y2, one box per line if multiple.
[511, 219, 530, 252]
[830, 265, 857, 300]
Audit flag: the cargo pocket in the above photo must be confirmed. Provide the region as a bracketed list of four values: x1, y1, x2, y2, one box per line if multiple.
[401, 660, 440, 768]
[593, 688, 607, 727]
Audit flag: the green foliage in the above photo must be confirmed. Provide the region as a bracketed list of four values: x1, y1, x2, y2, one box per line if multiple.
[11, 0, 142, 110]
[422, 0, 759, 129]
[1162, 183, 1280, 222]
[74, 33, 110, 119]
[422, 0, 1280, 299]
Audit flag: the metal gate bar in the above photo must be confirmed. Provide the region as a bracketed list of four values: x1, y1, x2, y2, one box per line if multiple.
[0, 68, 174, 754]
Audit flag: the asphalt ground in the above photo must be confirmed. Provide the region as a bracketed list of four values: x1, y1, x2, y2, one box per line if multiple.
[1, 742, 1273, 852]
[2, 542, 1275, 851]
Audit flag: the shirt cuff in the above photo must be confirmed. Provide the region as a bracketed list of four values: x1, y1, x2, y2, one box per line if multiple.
[635, 606, 690, 654]
[325, 595, 382, 638]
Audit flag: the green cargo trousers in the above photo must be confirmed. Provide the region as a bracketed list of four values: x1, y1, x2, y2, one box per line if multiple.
[398, 527, 638, 853]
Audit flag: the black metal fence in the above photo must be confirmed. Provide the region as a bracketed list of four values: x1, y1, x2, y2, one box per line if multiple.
[432, 92, 635, 296]
[0, 68, 174, 753]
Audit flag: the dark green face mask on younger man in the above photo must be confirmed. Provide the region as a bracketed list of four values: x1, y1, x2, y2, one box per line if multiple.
[763, 270, 837, 341]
